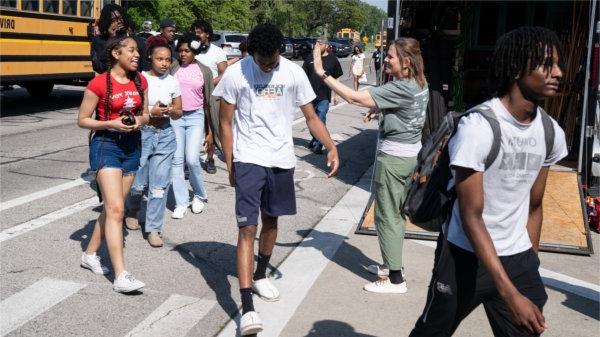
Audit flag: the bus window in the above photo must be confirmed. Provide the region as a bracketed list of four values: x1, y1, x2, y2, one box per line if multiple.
[80, 0, 93, 16]
[21, 0, 40, 11]
[44, 0, 59, 13]
[62, 0, 76, 15]
[0, 0, 16, 8]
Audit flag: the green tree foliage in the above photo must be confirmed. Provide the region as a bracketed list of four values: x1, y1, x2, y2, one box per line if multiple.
[126, 0, 385, 38]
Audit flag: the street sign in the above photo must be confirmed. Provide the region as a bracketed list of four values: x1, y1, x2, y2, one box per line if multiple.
[387, 17, 394, 29]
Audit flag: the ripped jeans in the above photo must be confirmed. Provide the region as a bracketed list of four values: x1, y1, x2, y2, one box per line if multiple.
[128, 123, 176, 233]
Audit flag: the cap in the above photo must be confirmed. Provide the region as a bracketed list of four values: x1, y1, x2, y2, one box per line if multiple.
[159, 18, 176, 29]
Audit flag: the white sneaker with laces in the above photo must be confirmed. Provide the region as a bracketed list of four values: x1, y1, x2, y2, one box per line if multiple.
[367, 264, 389, 277]
[113, 271, 145, 293]
[191, 197, 205, 214]
[172, 206, 187, 219]
[363, 277, 407, 294]
[80, 252, 110, 275]
[252, 278, 280, 301]
[240, 311, 263, 335]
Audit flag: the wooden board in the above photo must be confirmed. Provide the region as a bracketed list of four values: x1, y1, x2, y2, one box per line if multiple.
[356, 169, 592, 255]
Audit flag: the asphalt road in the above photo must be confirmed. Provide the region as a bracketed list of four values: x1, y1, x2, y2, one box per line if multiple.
[0, 56, 380, 337]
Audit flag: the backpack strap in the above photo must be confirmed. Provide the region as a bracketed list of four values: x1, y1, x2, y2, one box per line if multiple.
[538, 107, 555, 160]
[466, 104, 502, 170]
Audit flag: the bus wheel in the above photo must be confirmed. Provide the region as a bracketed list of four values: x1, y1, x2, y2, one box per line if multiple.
[24, 82, 54, 98]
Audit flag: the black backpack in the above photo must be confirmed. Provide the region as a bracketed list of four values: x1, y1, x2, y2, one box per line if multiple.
[401, 103, 555, 229]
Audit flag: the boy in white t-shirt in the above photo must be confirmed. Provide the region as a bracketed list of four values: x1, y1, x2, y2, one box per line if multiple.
[214, 24, 340, 336]
[410, 27, 568, 337]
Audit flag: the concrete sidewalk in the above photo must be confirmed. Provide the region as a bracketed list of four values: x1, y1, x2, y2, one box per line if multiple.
[278, 202, 600, 336]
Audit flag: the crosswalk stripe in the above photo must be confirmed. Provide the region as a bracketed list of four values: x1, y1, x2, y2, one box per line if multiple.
[124, 294, 217, 337]
[0, 278, 86, 336]
[0, 197, 99, 243]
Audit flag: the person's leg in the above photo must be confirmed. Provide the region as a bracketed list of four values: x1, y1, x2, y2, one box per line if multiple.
[185, 111, 208, 203]
[410, 236, 479, 337]
[481, 249, 548, 337]
[84, 210, 106, 254]
[253, 213, 278, 281]
[171, 115, 189, 209]
[311, 100, 329, 153]
[376, 68, 381, 86]
[145, 127, 176, 237]
[353, 75, 359, 91]
[372, 154, 417, 282]
[125, 128, 153, 228]
[238, 224, 258, 308]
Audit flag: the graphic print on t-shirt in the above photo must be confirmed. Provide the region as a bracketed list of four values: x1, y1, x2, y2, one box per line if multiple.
[254, 84, 285, 99]
[498, 135, 544, 184]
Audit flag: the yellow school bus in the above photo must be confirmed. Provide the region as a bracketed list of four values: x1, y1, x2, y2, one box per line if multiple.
[375, 31, 387, 47]
[336, 28, 360, 42]
[0, 0, 118, 97]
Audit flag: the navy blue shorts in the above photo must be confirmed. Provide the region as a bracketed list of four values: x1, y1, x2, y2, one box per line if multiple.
[89, 130, 141, 175]
[234, 162, 296, 227]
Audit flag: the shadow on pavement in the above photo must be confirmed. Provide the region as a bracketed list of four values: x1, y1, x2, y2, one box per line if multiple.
[544, 280, 600, 321]
[0, 86, 84, 116]
[304, 320, 376, 337]
[276, 229, 380, 282]
[294, 127, 377, 193]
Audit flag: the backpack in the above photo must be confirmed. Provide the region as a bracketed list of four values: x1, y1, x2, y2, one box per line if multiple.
[401, 103, 555, 229]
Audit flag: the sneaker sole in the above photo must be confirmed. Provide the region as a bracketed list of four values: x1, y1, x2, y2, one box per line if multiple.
[363, 286, 407, 294]
[252, 287, 280, 302]
[80, 263, 108, 275]
[191, 208, 204, 214]
[113, 284, 145, 293]
[240, 324, 263, 335]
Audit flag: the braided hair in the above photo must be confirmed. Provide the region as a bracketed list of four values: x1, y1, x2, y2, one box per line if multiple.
[104, 35, 145, 120]
[489, 26, 563, 97]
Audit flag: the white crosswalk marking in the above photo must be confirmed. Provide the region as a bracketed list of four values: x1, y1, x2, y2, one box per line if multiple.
[124, 294, 217, 337]
[0, 197, 99, 243]
[0, 278, 86, 336]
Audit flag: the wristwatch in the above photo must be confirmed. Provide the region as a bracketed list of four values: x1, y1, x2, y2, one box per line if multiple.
[321, 71, 330, 80]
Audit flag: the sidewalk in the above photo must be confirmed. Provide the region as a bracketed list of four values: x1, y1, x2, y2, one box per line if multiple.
[217, 155, 599, 337]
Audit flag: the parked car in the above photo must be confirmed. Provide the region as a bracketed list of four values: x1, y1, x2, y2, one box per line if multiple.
[329, 41, 352, 58]
[293, 38, 317, 60]
[212, 31, 247, 58]
[330, 38, 364, 52]
[281, 38, 294, 59]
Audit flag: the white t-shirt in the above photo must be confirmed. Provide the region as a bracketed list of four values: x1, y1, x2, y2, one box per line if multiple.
[378, 139, 422, 157]
[142, 71, 181, 107]
[213, 56, 316, 169]
[446, 98, 568, 256]
[195, 44, 228, 78]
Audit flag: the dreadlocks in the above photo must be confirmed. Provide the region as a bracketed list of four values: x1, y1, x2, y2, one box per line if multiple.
[489, 26, 563, 97]
[104, 35, 145, 120]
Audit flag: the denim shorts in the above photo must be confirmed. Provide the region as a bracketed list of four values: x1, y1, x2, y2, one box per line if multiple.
[234, 162, 296, 227]
[89, 130, 141, 175]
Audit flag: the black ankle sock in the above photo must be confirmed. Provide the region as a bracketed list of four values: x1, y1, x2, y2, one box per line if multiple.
[389, 269, 404, 284]
[253, 253, 271, 281]
[240, 288, 254, 314]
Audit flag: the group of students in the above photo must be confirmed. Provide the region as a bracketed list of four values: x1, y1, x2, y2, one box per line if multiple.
[78, 6, 567, 335]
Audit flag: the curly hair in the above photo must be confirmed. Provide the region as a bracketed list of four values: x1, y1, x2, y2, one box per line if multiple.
[146, 35, 171, 58]
[104, 35, 145, 119]
[98, 4, 128, 39]
[191, 19, 213, 40]
[176, 32, 202, 55]
[489, 26, 563, 97]
[247, 24, 283, 57]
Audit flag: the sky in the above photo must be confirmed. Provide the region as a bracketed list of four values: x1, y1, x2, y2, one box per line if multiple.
[362, 0, 388, 13]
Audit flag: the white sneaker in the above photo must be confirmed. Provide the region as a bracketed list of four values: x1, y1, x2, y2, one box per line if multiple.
[363, 277, 407, 294]
[252, 278, 280, 301]
[191, 197, 205, 214]
[240, 311, 263, 335]
[80, 252, 110, 275]
[367, 264, 389, 277]
[113, 271, 145, 293]
[172, 206, 187, 219]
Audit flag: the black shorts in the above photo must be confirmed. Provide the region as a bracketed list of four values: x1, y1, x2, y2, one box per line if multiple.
[234, 162, 296, 227]
[410, 234, 548, 337]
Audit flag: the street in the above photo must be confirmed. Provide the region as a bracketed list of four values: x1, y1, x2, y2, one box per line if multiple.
[1, 55, 599, 337]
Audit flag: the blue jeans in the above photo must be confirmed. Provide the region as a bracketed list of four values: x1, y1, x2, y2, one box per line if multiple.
[129, 123, 176, 233]
[171, 109, 208, 208]
[309, 99, 330, 150]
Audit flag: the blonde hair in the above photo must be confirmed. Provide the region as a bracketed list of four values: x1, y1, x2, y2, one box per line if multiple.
[392, 37, 427, 88]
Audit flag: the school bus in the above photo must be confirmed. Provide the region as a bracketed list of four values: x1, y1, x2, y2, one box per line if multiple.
[0, 0, 119, 97]
[375, 30, 387, 47]
[336, 28, 360, 42]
